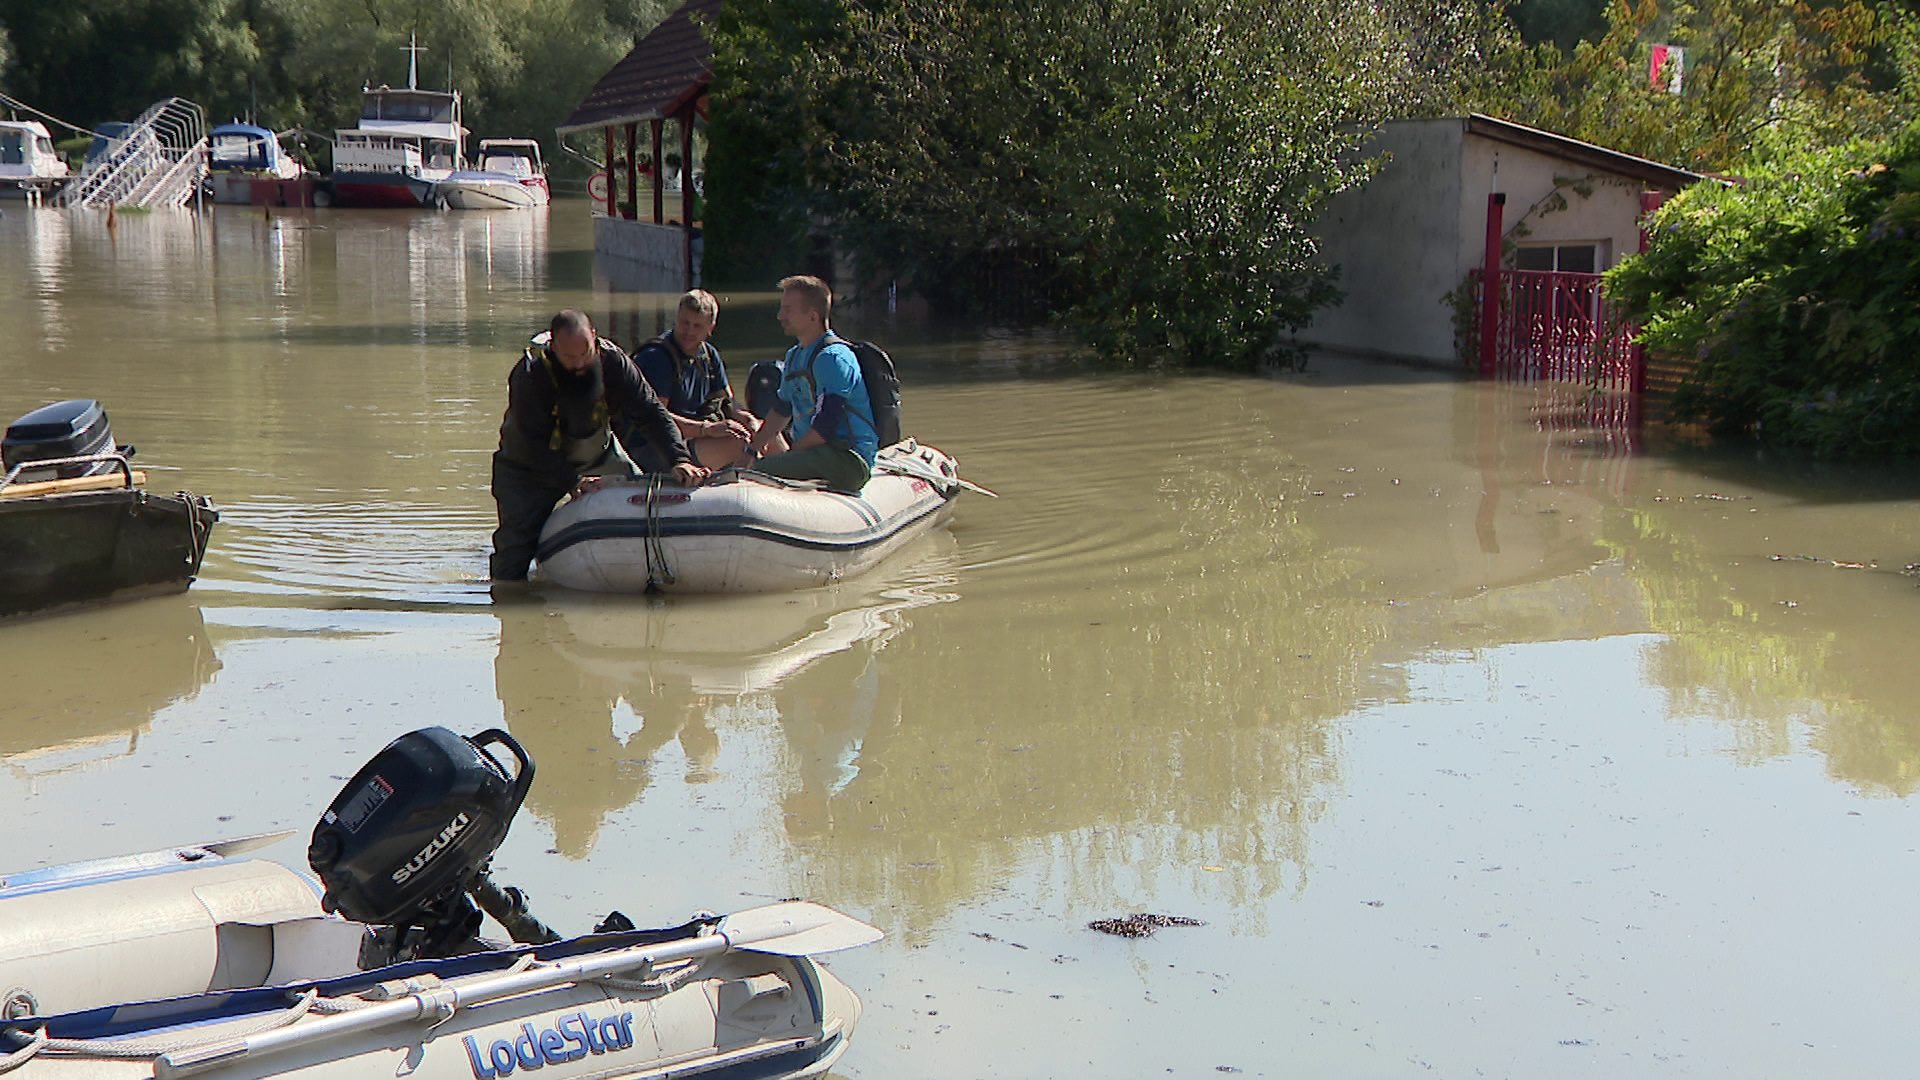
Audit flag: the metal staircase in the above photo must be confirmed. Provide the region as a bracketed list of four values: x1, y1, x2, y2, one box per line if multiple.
[59, 98, 208, 210]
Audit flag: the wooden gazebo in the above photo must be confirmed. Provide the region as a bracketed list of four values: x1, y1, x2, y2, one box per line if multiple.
[557, 0, 718, 287]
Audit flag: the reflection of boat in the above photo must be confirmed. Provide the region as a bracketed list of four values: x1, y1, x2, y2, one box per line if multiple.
[0, 120, 70, 200]
[536, 443, 963, 593]
[0, 726, 877, 1080]
[437, 139, 551, 209]
[0, 596, 219, 774]
[0, 400, 218, 621]
[495, 534, 955, 853]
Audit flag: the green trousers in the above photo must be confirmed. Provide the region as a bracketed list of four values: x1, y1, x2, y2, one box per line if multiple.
[754, 442, 871, 494]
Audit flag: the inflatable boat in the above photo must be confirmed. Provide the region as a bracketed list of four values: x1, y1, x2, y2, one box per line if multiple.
[0, 727, 878, 1080]
[534, 441, 966, 594]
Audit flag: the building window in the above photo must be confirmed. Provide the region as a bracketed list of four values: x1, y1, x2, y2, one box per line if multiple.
[1515, 243, 1601, 273]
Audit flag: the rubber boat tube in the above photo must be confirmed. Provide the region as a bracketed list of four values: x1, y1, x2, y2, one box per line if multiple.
[535, 441, 964, 594]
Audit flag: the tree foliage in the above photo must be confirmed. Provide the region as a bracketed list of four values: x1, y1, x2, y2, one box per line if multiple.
[1605, 123, 1920, 455]
[707, 0, 1507, 369]
[1473, 0, 1912, 174]
[0, 0, 673, 163]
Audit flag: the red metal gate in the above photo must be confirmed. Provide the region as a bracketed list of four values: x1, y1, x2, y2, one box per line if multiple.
[1472, 192, 1648, 429]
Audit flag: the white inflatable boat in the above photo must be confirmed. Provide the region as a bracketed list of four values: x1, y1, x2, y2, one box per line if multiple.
[535, 441, 966, 594]
[0, 728, 878, 1080]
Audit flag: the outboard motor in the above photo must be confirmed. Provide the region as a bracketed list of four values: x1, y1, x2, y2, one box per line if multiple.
[308, 727, 557, 963]
[2, 399, 125, 482]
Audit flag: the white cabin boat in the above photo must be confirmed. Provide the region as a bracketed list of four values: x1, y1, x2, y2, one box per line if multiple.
[536, 442, 964, 594]
[0, 121, 70, 199]
[435, 138, 550, 209]
[331, 85, 466, 208]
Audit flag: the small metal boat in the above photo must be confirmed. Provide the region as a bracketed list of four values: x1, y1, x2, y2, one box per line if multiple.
[535, 441, 965, 593]
[0, 726, 877, 1080]
[0, 400, 217, 621]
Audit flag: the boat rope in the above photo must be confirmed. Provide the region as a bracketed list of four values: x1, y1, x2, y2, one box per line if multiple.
[0, 990, 317, 1063]
[0, 93, 102, 139]
[643, 475, 674, 590]
[0, 1029, 47, 1076]
[179, 493, 211, 569]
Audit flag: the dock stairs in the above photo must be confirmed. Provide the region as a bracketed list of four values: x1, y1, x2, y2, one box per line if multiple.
[59, 98, 208, 210]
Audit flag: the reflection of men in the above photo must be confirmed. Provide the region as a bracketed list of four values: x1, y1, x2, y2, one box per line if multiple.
[633, 290, 770, 470]
[489, 309, 708, 581]
[492, 606, 719, 858]
[747, 276, 877, 493]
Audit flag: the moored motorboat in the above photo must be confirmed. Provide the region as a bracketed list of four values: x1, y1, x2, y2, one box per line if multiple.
[436, 139, 551, 209]
[436, 169, 544, 209]
[0, 726, 878, 1080]
[0, 120, 71, 201]
[534, 441, 965, 593]
[0, 400, 217, 621]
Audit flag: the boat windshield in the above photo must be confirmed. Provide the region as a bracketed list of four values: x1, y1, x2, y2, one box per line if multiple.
[211, 134, 270, 169]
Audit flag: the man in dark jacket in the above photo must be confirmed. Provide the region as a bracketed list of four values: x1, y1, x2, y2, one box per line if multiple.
[489, 309, 708, 581]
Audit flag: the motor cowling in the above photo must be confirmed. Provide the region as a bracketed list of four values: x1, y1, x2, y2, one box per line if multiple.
[308, 727, 533, 928]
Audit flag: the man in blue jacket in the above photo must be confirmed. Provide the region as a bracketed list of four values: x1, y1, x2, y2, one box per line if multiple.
[747, 275, 877, 493]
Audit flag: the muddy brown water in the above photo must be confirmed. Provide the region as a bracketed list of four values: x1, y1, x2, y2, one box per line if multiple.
[3, 204, 1920, 1078]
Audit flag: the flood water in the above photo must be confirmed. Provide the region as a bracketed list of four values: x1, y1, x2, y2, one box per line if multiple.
[5, 204, 1920, 1078]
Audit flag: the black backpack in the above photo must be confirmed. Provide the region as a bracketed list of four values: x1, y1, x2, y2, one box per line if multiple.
[749, 337, 904, 448]
[843, 339, 903, 448]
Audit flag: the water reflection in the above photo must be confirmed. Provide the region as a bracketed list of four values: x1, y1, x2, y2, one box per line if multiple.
[0, 596, 219, 780]
[493, 536, 958, 855]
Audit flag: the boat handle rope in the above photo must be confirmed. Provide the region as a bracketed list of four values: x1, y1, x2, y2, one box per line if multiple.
[0, 1029, 46, 1076]
[642, 475, 674, 589]
[0, 989, 317, 1064]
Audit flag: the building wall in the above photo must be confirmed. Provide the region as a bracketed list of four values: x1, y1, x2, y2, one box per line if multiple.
[1304, 120, 1466, 364]
[592, 216, 691, 292]
[1303, 118, 1654, 366]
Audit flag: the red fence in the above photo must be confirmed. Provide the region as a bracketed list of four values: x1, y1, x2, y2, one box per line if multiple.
[1471, 267, 1645, 430]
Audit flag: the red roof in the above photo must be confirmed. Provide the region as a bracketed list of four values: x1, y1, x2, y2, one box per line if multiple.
[556, 0, 720, 134]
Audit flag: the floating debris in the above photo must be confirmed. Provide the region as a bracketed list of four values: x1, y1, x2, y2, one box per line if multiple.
[1088, 913, 1205, 938]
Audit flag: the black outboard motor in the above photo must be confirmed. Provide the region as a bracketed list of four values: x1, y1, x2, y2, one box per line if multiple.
[309, 727, 556, 963]
[2, 400, 124, 482]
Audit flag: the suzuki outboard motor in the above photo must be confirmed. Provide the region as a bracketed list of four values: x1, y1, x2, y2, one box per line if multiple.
[309, 727, 555, 963]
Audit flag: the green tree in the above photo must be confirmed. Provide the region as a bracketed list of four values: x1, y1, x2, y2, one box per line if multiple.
[1605, 123, 1920, 455]
[707, 0, 1504, 369]
[1475, 0, 1902, 173]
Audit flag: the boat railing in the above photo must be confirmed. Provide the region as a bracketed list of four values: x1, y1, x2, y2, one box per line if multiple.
[58, 98, 208, 210]
[0, 453, 136, 497]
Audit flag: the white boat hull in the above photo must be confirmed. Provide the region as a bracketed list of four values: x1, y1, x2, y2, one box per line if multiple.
[0, 847, 869, 1080]
[439, 178, 548, 210]
[535, 443, 964, 594]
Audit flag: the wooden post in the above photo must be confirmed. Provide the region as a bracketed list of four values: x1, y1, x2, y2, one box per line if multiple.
[603, 127, 618, 218]
[681, 108, 695, 289]
[625, 122, 641, 220]
[650, 119, 664, 224]
[1478, 192, 1505, 379]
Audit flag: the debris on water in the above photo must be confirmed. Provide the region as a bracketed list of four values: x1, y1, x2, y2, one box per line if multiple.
[1362, 900, 1386, 907]
[1088, 913, 1205, 937]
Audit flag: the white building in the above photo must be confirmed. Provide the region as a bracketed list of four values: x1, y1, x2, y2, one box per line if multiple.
[1303, 115, 1701, 366]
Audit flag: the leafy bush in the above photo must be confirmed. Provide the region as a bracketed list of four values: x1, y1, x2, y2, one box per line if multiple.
[706, 0, 1509, 369]
[1605, 124, 1920, 456]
